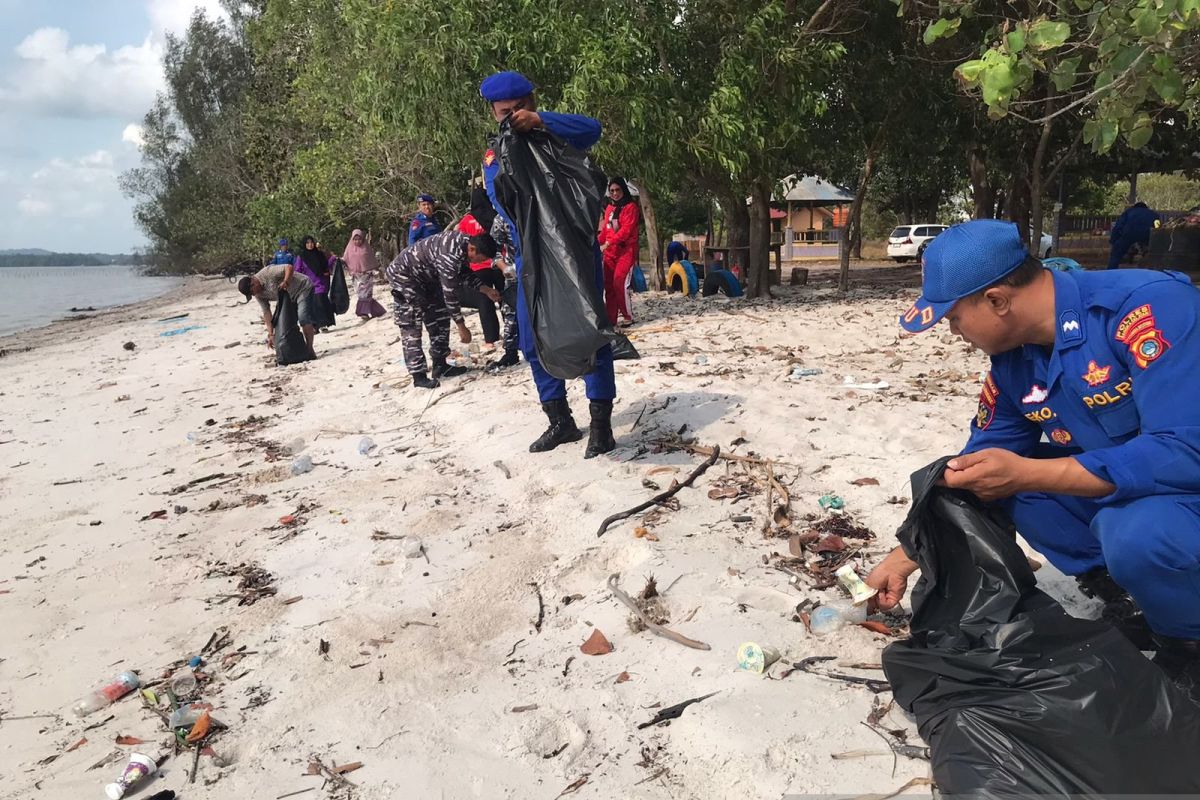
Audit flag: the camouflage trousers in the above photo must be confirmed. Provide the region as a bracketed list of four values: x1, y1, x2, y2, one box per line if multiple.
[391, 285, 450, 375]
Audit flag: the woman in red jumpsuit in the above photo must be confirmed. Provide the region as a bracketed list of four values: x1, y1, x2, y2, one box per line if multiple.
[597, 176, 640, 327]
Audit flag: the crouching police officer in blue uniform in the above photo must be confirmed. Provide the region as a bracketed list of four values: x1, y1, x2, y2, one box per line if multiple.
[478, 70, 617, 459]
[867, 219, 1200, 703]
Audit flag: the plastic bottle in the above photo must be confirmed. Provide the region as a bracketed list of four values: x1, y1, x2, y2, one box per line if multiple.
[357, 437, 375, 455]
[185, 432, 198, 444]
[402, 536, 424, 559]
[808, 602, 867, 637]
[72, 670, 140, 717]
[290, 454, 313, 475]
[792, 367, 822, 378]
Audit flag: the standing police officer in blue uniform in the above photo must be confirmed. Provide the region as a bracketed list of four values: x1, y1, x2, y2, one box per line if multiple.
[867, 219, 1200, 703]
[408, 194, 443, 247]
[478, 70, 617, 459]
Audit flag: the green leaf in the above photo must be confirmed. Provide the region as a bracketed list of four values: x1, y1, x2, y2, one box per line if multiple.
[1098, 119, 1119, 152]
[923, 17, 961, 45]
[1007, 28, 1026, 53]
[956, 58, 987, 84]
[1125, 115, 1153, 149]
[1152, 68, 1184, 103]
[1134, 8, 1162, 37]
[980, 57, 1016, 106]
[1028, 19, 1071, 50]
[1051, 55, 1081, 91]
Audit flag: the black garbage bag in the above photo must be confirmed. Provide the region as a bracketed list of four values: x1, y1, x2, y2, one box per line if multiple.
[492, 120, 614, 379]
[610, 332, 640, 361]
[329, 258, 350, 315]
[272, 291, 313, 366]
[882, 457, 1200, 796]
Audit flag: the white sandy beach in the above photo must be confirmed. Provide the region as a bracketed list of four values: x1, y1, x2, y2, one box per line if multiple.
[0, 267, 1095, 799]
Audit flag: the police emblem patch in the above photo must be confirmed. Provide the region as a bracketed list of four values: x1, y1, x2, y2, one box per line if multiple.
[1082, 360, 1111, 387]
[976, 372, 998, 430]
[1050, 428, 1073, 445]
[1059, 310, 1083, 341]
[1115, 303, 1170, 368]
[483, 149, 496, 167]
[1021, 384, 1048, 404]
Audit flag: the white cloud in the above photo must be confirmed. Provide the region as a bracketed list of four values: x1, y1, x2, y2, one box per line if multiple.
[0, 28, 165, 120]
[22, 149, 124, 221]
[148, 0, 229, 39]
[17, 197, 51, 216]
[122, 123, 147, 148]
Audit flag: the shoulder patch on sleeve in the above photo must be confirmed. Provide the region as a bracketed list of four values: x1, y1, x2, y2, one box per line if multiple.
[1115, 303, 1170, 368]
[976, 372, 998, 430]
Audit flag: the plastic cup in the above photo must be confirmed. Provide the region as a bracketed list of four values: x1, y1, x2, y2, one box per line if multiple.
[105, 752, 156, 799]
[736, 642, 781, 673]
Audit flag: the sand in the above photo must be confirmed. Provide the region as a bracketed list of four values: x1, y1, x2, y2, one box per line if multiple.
[0, 266, 1096, 799]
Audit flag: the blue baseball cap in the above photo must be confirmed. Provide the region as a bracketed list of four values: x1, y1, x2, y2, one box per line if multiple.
[899, 219, 1030, 333]
[417, 193, 435, 203]
[480, 71, 535, 103]
[278, 237, 288, 246]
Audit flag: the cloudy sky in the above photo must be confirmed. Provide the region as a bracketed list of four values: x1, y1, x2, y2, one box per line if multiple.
[0, 0, 225, 253]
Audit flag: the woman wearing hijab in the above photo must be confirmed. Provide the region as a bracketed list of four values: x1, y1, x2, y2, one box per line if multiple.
[343, 229, 386, 320]
[294, 235, 336, 330]
[597, 176, 640, 327]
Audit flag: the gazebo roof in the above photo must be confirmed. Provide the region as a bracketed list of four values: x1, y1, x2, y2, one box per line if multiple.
[775, 174, 854, 204]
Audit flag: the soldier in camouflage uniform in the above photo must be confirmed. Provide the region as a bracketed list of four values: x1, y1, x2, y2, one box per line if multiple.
[488, 214, 521, 369]
[385, 228, 499, 389]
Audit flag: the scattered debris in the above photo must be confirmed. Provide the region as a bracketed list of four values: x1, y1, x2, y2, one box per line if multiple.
[580, 629, 613, 656]
[851, 477, 880, 486]
[634, 526, 659, 541]
[637, 692, 718, 729]
[510, 704, 539, 713]
[596, 445, 720, 537]
[530, 583, 545, 633]
[608, 573, 710, 651]
[786, 656, 891, 693]
[555, 775, 590, 798]
[616, 671, 631, 683]
[123, 342, 136, 351]
[66, 737, 87, 752]
[205, 561, 276, 606]
[493, 460, 512, 479]
[140, 510, 168, 522]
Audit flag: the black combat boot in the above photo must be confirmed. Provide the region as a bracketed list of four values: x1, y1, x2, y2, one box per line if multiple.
[411, 371, 439, 389]
[431, 356, 468, 379]
[583, 400, 616, 459]
[1152, 635, 1200, 706]
[529, 399, 583, 453]
[1076, 567, 1155, 650]
[487, 348, 520, 371]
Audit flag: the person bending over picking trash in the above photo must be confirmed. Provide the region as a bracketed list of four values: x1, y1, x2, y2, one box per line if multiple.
[867, 219, 1200, 703]
[238, 263, 316, 358]
[385, 228, 499, 389]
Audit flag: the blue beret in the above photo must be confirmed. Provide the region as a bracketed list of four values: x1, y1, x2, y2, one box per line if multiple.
[479, 71, 535, 103]
[899, 219, 1030, 333]
[417, 194, 435, 203]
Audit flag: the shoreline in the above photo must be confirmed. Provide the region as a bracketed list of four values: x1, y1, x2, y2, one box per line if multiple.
[0, 275, 212, 352]
[0, 268, 1094, 798]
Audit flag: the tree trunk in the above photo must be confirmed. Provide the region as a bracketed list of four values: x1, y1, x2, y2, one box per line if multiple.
[1029, 97, 1054, 257]
[721, 190, 750, 274]
[747, 179, 773, 298]
[851, 200, 864, 259]
[969, 147, 993, 219]
[1127, 171, 1139, 204]
[637, 180, 664, 290]
[839, 123, 887, 292]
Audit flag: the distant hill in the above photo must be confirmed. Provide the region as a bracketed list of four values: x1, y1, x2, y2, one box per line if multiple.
[0, 251, 142, 267]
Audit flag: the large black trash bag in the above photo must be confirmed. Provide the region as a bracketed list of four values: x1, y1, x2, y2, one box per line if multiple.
[610, 332, 640, 361]
[492, 120, 614, 379]
[882, 457, 1200, 796]
[272, 292, 313, 366]
[329, 258, 350, 315]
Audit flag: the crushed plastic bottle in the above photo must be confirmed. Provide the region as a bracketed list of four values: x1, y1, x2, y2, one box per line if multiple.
[808, 601, 868, 636]
[357, 437, 376, 455]
[290, 454, 313, 476]
[402, 536, 425, 559]
[72, 670, 140, 717]
[695, 355, 709, 365]
[792, 367, 822, 378]
[185, 432, 198, 444]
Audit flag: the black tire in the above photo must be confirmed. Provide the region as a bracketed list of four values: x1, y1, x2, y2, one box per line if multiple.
[892, 257, 908, 263]
[917, 241, 929, 259]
